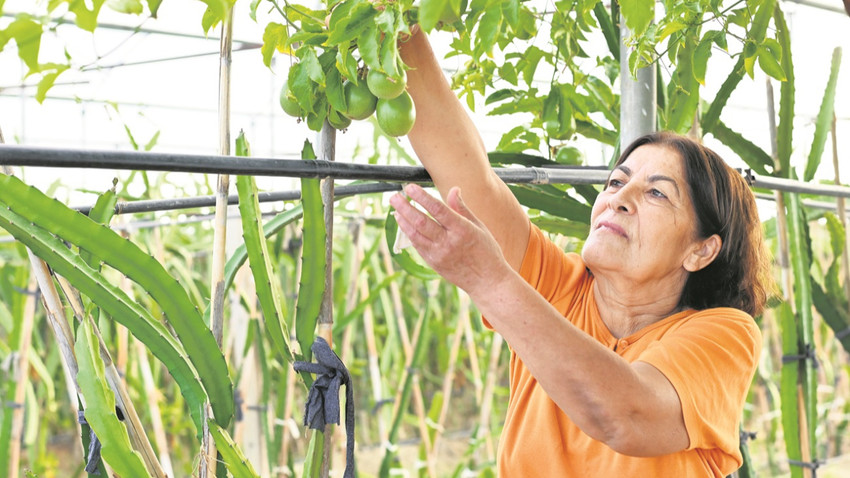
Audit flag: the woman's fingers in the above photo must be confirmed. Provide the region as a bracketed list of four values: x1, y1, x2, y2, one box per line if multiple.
[389, 185, 445, 245]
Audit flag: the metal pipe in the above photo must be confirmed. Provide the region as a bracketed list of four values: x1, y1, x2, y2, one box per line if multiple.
[2, 144, 850, 199]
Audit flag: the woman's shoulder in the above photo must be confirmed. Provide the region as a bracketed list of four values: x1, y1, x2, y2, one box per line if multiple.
[519, 223, 590, 295]
[670, 307, 762, 349]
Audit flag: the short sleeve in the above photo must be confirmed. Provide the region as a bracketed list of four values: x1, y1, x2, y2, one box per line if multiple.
[483, 224, 588, 330]
[518, 224, 588, 305]
[637, 309, 761, 459]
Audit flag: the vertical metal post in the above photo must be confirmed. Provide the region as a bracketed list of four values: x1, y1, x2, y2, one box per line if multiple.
[619, 18, 656, 149]
[317, 120, 336, 477]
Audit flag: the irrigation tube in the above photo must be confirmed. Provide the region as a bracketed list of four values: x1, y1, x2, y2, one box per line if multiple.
[2, 144, 850, 199]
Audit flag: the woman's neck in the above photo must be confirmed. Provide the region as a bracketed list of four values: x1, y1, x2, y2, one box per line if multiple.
[591, 274, 686, 338]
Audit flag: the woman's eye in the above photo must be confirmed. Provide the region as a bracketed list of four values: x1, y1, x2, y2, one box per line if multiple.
[650, 189, 667, 199]
[607, 178, 624, 188]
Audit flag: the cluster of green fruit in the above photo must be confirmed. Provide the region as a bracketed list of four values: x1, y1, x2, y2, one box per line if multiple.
[280, 68, 416, 137]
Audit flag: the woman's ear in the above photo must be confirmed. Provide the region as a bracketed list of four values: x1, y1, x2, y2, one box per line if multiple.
[684, 234, 722, 272]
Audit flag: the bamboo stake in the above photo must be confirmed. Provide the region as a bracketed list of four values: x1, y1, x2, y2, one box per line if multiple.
[134, 339, 175, 476]
[29, 256, 123, 477]
[7, 275, 38, 478]
[56, 276, 167, 478]
[335, 214, 365, 463]
[360, 274, 389, 445]
[378, 241, 436, 473]
[431, 291, 470, 458]
[203, 6, 235, 477]
[475, 334, 504, 462]
[231, 258, 270, 476]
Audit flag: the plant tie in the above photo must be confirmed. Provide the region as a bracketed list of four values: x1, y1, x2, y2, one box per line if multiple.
[781, 343, 819, 369]
[789, 458, 822, 477]
[739, 429, 757, 443]
[77, 410, 102, 475]
[293, 337, 355, 478]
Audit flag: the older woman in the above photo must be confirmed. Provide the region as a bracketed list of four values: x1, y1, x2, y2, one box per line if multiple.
[388, 29, 772, 476]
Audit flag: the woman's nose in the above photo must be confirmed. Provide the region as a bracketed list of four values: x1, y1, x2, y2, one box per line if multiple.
[610, 186, 635, 213]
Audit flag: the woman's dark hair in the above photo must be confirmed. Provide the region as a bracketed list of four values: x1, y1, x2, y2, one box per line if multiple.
[615, 132, 773, 317]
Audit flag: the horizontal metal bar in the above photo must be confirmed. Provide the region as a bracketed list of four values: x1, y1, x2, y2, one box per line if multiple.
[2, 145, 850, 200]
[0, 144, 609, 184]
[752, 175, 850, 200]
[0, 145, 432, 181]
[73, 182, 402, 215]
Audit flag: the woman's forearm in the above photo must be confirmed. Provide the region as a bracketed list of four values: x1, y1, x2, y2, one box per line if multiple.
[469, 270, 689, 456]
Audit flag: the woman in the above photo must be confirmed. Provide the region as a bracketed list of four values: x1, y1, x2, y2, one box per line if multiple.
[388, 28, 772, 476]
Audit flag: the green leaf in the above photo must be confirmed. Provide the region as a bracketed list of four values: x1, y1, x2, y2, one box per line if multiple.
[701, 57, 744, 133]
[358, 27, 382, 70]
[777, 301, 802, 478]
[0, 174, 232, 430]
[35, 65, 69, 103]
[509, 184, 591, 223]
[592, 1, 619, 61]
[208, 419, 261, 478]
[198, 0, 231, 34]
[476, 8, 503, 55]
[76, 319, 152, 478]
[262, 22, 290, 68]
[0, 199, 209, 438]
[804, 47, 841, 182]
[784, 191, 817, 459]
[692, 34, 714, 86]
[811, 280, 850, 354]
[297, 48, 325, 87]
[82, 180, 119, 267]
[147, 0, 163, 17]
[756, 45, 786, 81]
[322, 50, 346, 112]
[384, 211, 441, 281]
[288, 61, 316, 115]
[419, 0, 449, 32]
[0, 17, 43, 71]
[619, 0, 654, 36]
[295, 140, 326, 364]
[67, 0, 108, 32]
[530, 215, 590, 239]
[665, 34, 700, 133]
[707, 120, 772, 176]
[108, 0, 144, 14]
[235, 132, 295, 365]
[774, 3, 794, 177]
[326, 0, 379, 45]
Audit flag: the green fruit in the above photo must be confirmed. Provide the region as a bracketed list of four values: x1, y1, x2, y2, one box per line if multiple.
[343, 80, 378, 120]
[376, 91, 416, 137]
[366, 69, 407, 100]
[279, 81, 302, 117]
[328, 108, 352, 130]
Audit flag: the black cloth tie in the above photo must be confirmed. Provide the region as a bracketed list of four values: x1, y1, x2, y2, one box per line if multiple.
[293, 337, 355, 478]
[78, 410, 102, 475]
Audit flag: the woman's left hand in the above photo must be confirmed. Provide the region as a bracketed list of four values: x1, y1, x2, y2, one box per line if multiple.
[388, 184, 513, 297]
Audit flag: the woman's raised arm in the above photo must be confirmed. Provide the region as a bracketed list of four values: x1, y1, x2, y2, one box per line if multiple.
[399, 29, 529, 270]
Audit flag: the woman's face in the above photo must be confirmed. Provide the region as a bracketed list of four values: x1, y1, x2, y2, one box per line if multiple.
[582, 144, 710, 287]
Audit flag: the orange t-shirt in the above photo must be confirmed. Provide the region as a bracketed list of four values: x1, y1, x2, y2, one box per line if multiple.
[495, 224, 762, 477]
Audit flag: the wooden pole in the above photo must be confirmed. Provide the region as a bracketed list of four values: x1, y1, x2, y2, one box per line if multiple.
[204, 5, 235, 476]
[317, 120, 336, 478]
